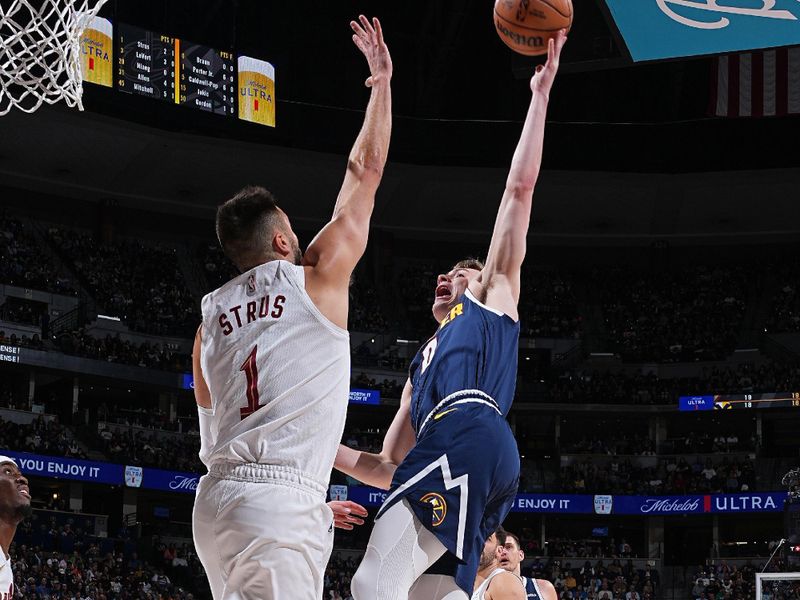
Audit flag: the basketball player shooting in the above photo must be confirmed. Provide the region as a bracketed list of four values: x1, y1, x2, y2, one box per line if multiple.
[334, 30, 567, 600]
[190, 15, 392, 600]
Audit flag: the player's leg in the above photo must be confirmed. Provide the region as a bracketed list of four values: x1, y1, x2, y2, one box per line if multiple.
[409, 575, 469, 600]
[192, 476, 226, 600]
[351, 499, 449, 600]
[213, 481, 333, 600]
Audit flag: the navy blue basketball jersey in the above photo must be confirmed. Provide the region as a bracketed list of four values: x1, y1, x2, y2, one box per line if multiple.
[522, 576, 543, 599]
[408, 289, 520, 433]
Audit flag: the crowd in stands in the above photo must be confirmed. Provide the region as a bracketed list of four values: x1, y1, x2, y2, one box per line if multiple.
[0, 215, 77, 296]
[527, 556, 660, 600]
[561, 432, 756, 456]
[53, 328, 191, 372]
[518, 270, 581, 338]
[324, 553, 358, 600]
[92, 425, 203, 474]
[690, 557, 796, 600]
[561, 434, 656, 456]
[0, 414, 87, 460]
[596, 265, 749, 362]
[11, 510, 208, 598]
[0, 297, 47, 327]
[351, 372, 404, 398]
[768, 258, 800, 334]
[546, 360, 800, 406]
[0, 329, 44, 350]
[47, 227, 197, 337]
[560, 456, 755, 495]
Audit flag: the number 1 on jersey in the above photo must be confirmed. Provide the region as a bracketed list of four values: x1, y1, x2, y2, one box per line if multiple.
[420, 337, 438, 374]
[239, 345, 262, 419]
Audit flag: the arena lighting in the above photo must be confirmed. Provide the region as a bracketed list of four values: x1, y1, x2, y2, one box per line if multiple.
[396, 339, 420, 345]
[97, 314, 121, 321]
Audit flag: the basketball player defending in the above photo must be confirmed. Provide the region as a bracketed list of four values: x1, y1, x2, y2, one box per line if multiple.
[335, 30, 567, 600]
[473, 529, 525, 600]
[191, 15, 392, 600]
[499, 531, 556, 600]
[0, 456, 31, 599]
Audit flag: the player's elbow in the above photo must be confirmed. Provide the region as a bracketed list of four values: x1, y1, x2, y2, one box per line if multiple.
[504, 180, 536, 198]
[347, 156, 384, 183]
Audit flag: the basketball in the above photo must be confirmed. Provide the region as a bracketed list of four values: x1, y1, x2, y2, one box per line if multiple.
[494, 0, 573, 56]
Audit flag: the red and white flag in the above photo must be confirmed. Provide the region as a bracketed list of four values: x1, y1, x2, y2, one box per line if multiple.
[711, 47, 800, 118]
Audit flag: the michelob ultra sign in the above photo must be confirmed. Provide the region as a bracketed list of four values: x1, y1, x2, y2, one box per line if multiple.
[603, 0, 800, 62]
[238, 56, 275, 127]
[80, 16, 113, 87]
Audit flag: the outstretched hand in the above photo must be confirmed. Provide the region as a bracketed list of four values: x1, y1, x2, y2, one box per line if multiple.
[351, 15, 392, 87]
[530, 29, 567, 97]
[328, 500, 369, 530]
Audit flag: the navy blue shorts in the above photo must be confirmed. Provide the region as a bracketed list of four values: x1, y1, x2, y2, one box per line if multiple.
[375, 401, 520, 595]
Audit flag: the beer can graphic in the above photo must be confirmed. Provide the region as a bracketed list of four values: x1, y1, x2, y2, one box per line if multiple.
[238, 56, 275, 127]
[80, 16, 113, 88]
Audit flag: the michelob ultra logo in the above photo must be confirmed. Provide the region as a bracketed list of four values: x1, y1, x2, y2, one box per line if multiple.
[238, 56, 275, 127]
[80, 16, 113, 88]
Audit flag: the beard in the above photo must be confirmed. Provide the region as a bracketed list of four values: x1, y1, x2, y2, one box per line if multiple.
[478, 548, 497, 571]
[290, 240, 303, 265]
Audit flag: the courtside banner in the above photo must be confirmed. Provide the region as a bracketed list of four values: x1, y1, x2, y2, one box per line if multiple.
[344, 486, 788, 514]
[135, 467, 200, 494]
[0, 449, 123, 484]
[603, 0, 800, 62]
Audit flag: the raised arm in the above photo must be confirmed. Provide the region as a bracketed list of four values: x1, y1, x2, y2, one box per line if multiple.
[335, 380, 416, 489]
[480, 31, 567, 320]
[303, 15, 392, 328]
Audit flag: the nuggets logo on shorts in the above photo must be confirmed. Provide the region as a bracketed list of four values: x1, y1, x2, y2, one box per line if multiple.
[420, 492, 447, 527]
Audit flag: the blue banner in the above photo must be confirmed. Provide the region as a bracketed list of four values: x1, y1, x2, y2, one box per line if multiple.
[349, 389, 381, 405]
[342, 486, 788, 515]
[1, 449, 123, 484]
[604, 0, 800, 62]
[136, 467, 199, 494]
[181, 373, 194, 390]
[679, 395, 715, 411]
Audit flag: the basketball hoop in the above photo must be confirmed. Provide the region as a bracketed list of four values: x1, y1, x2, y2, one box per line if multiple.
[0, 0, 107, 115]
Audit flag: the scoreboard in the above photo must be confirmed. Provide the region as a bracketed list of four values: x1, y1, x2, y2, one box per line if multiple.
[679, 393, 800, 411]
[104, 20, 273, 126]
[117, 23, 175, 101]
[177, 41, 235, 115]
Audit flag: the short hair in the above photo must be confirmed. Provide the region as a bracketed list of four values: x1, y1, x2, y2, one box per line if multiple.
[504, 532, 522, 551]
[216, 185, 284, 272]
[452, 258, 484, 271]
[495, 525, 508, 545]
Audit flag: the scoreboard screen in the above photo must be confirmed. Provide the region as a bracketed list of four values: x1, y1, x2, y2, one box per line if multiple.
[176, 40, 235, 115]
[679, 393, 800, 411]
[117, 23, 176, 101]
[88, 20, 274, 126]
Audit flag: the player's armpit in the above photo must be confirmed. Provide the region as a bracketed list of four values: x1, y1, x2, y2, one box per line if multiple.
[487, 572, 527, 600]
[192, 325, 212, 410]
[534, 579, 558, 600]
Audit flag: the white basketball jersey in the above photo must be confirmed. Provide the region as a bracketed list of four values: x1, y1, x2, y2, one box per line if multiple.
[198, 260, 350, 486]
[472, 568, 523, 600]
[0, 551, 13, 600]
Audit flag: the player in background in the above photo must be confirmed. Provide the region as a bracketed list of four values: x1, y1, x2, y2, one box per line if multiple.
[0, 456, 31, 600]
[472, 529, 525, 600]
[191, 15, 392, 600]
[335, 31, 567, 600]
[498, 531, 557, 600]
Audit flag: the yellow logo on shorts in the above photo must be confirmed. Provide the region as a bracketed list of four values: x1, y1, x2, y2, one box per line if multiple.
[421, 492, 447, 527]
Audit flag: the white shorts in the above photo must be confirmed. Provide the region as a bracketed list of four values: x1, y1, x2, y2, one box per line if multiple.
[192, 464, 334, 600]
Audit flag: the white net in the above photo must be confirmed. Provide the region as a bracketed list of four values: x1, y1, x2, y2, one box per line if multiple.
[756, 573, 800, 600]
[0, 0, 107, 115]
